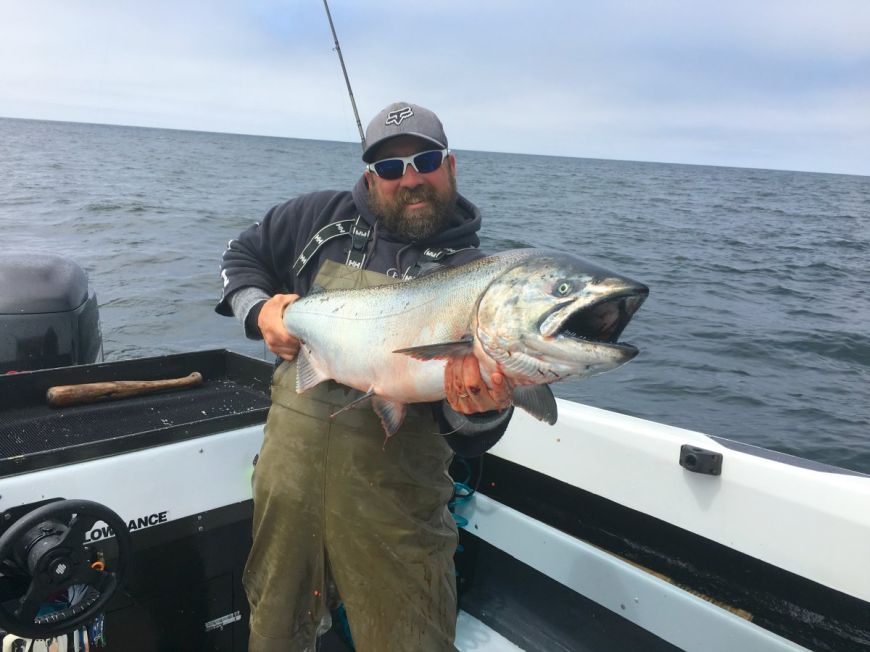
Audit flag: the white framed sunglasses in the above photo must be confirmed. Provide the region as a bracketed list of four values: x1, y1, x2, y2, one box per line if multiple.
[366, 149, 450, 180]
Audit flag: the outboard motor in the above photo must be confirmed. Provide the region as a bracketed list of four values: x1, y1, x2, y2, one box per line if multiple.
[0, 253, 102, 373]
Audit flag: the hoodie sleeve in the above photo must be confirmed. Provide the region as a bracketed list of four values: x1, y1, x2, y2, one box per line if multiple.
[215, 202, 294, 317]
[228, 286, 271, 339]
[216, 190, 357, 319]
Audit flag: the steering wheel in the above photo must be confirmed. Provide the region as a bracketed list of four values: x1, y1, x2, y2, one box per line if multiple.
[0, 499, 132, 639]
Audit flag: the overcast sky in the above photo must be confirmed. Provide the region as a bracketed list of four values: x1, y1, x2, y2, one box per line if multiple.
[2, 1, 868, 176]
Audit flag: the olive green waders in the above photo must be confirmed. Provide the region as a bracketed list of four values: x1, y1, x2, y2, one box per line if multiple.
[245, 260, 459, 651]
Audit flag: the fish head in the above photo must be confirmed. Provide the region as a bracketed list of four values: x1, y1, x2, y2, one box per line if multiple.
[475, 252, 648, 384]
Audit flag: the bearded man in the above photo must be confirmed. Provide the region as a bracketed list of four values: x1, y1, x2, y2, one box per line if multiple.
[216, 102, 514, 651]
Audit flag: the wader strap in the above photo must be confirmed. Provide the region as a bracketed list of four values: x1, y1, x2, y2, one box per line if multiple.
[402, 246, 473, 279]
[292, 216, 369, 276]
[345, 215, 372, 270]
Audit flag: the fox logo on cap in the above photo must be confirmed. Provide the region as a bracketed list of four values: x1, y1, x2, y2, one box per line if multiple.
[385, 107, 414, 126]
[362, 102, 446, 162]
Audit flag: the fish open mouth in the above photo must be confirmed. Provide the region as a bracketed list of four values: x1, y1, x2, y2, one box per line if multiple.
[546, 289, 648, 350]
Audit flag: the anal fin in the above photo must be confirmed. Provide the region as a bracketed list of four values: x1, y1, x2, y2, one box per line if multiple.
[371, 397, 407, 438]
[512, 385, 558, 425]
[328, 390, 408, 439]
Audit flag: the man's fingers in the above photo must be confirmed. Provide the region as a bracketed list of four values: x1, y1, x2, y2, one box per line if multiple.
[443, 354, 506, 414]
[444, 357, 468, 411]
[259, 293, 302, 358]
[444, 354, 515, 414]
[279, 294, 299, 314]
[458, 355, 488, 411]
[488, 372, 512, 408]
[463, 355, 485, 391]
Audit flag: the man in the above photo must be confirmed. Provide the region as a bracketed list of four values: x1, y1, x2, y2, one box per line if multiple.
[216, 102, 513, 651]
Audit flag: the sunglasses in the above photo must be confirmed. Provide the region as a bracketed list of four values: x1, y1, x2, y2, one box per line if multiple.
[366, 149, 449, 180]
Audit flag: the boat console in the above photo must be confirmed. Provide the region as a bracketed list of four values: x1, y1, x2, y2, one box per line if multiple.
[0, 350, 272, 649]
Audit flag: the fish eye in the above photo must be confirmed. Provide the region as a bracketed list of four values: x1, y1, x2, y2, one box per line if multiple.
[555, 281, 572, 296]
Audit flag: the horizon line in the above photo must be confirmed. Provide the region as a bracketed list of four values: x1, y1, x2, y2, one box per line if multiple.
[1, 113, 865, 180]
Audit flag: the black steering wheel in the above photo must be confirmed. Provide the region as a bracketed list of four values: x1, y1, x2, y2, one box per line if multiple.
[0, 499, 132, 639]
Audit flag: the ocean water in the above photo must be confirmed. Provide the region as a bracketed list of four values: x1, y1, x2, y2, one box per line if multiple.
[1, 117, 868, 473]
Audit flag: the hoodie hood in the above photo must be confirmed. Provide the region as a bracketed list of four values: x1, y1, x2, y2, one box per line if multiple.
[351, 175, 481, 249]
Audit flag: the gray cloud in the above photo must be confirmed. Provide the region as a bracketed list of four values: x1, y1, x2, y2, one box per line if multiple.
[1, 0, 867, 174]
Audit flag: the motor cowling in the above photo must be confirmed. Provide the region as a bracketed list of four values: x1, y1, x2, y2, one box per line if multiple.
[0, 253, 102, 373]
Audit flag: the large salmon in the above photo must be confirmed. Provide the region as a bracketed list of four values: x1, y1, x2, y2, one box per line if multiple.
[284, 249, 648, 436]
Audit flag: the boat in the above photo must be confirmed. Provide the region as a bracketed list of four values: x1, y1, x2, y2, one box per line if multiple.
[0, 254, 867, 651]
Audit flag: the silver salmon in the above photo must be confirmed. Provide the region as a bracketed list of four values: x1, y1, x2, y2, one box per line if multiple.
[284, 249, 648, 436]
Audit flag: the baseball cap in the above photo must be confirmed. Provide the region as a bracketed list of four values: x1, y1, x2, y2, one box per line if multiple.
[362, 102, 448, 162]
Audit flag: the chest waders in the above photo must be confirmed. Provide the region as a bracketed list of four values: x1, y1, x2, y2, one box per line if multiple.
[245, 258, 460, 652]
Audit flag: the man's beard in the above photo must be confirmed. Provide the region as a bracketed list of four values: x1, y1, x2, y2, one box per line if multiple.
[368, 172, 458, 242]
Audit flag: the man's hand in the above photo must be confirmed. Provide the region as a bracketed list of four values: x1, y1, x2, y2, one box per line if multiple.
[258, 294, 301, 361]
[445, 354, 512, 414]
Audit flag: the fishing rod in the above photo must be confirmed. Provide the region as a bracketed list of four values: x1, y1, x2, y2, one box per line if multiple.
[322, 0, 365, 152]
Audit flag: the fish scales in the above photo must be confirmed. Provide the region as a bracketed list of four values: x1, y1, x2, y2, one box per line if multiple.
[283, 249, 648, 436]
[284, 251, 534, 404]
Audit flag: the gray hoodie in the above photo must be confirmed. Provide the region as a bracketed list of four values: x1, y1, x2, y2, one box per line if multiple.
[216, 175, 512, 456]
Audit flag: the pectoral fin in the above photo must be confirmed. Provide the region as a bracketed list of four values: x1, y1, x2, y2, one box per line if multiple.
[512, 385, 558, 425]
[296, 346, 331, 393]
[393, 338, 474, 361]
[371, 397, 407, 438]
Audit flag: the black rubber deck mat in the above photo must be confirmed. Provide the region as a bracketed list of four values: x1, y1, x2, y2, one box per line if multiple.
[0, 350, 273, 475]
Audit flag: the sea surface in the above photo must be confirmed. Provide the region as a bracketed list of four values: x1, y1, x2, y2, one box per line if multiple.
[1, 117, 868, 473]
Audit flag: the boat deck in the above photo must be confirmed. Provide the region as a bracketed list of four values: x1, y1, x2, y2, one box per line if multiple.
[0, 350, 271, 475]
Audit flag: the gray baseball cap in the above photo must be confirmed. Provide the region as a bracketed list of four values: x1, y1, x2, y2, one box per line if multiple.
[362, 102, 448, 162]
